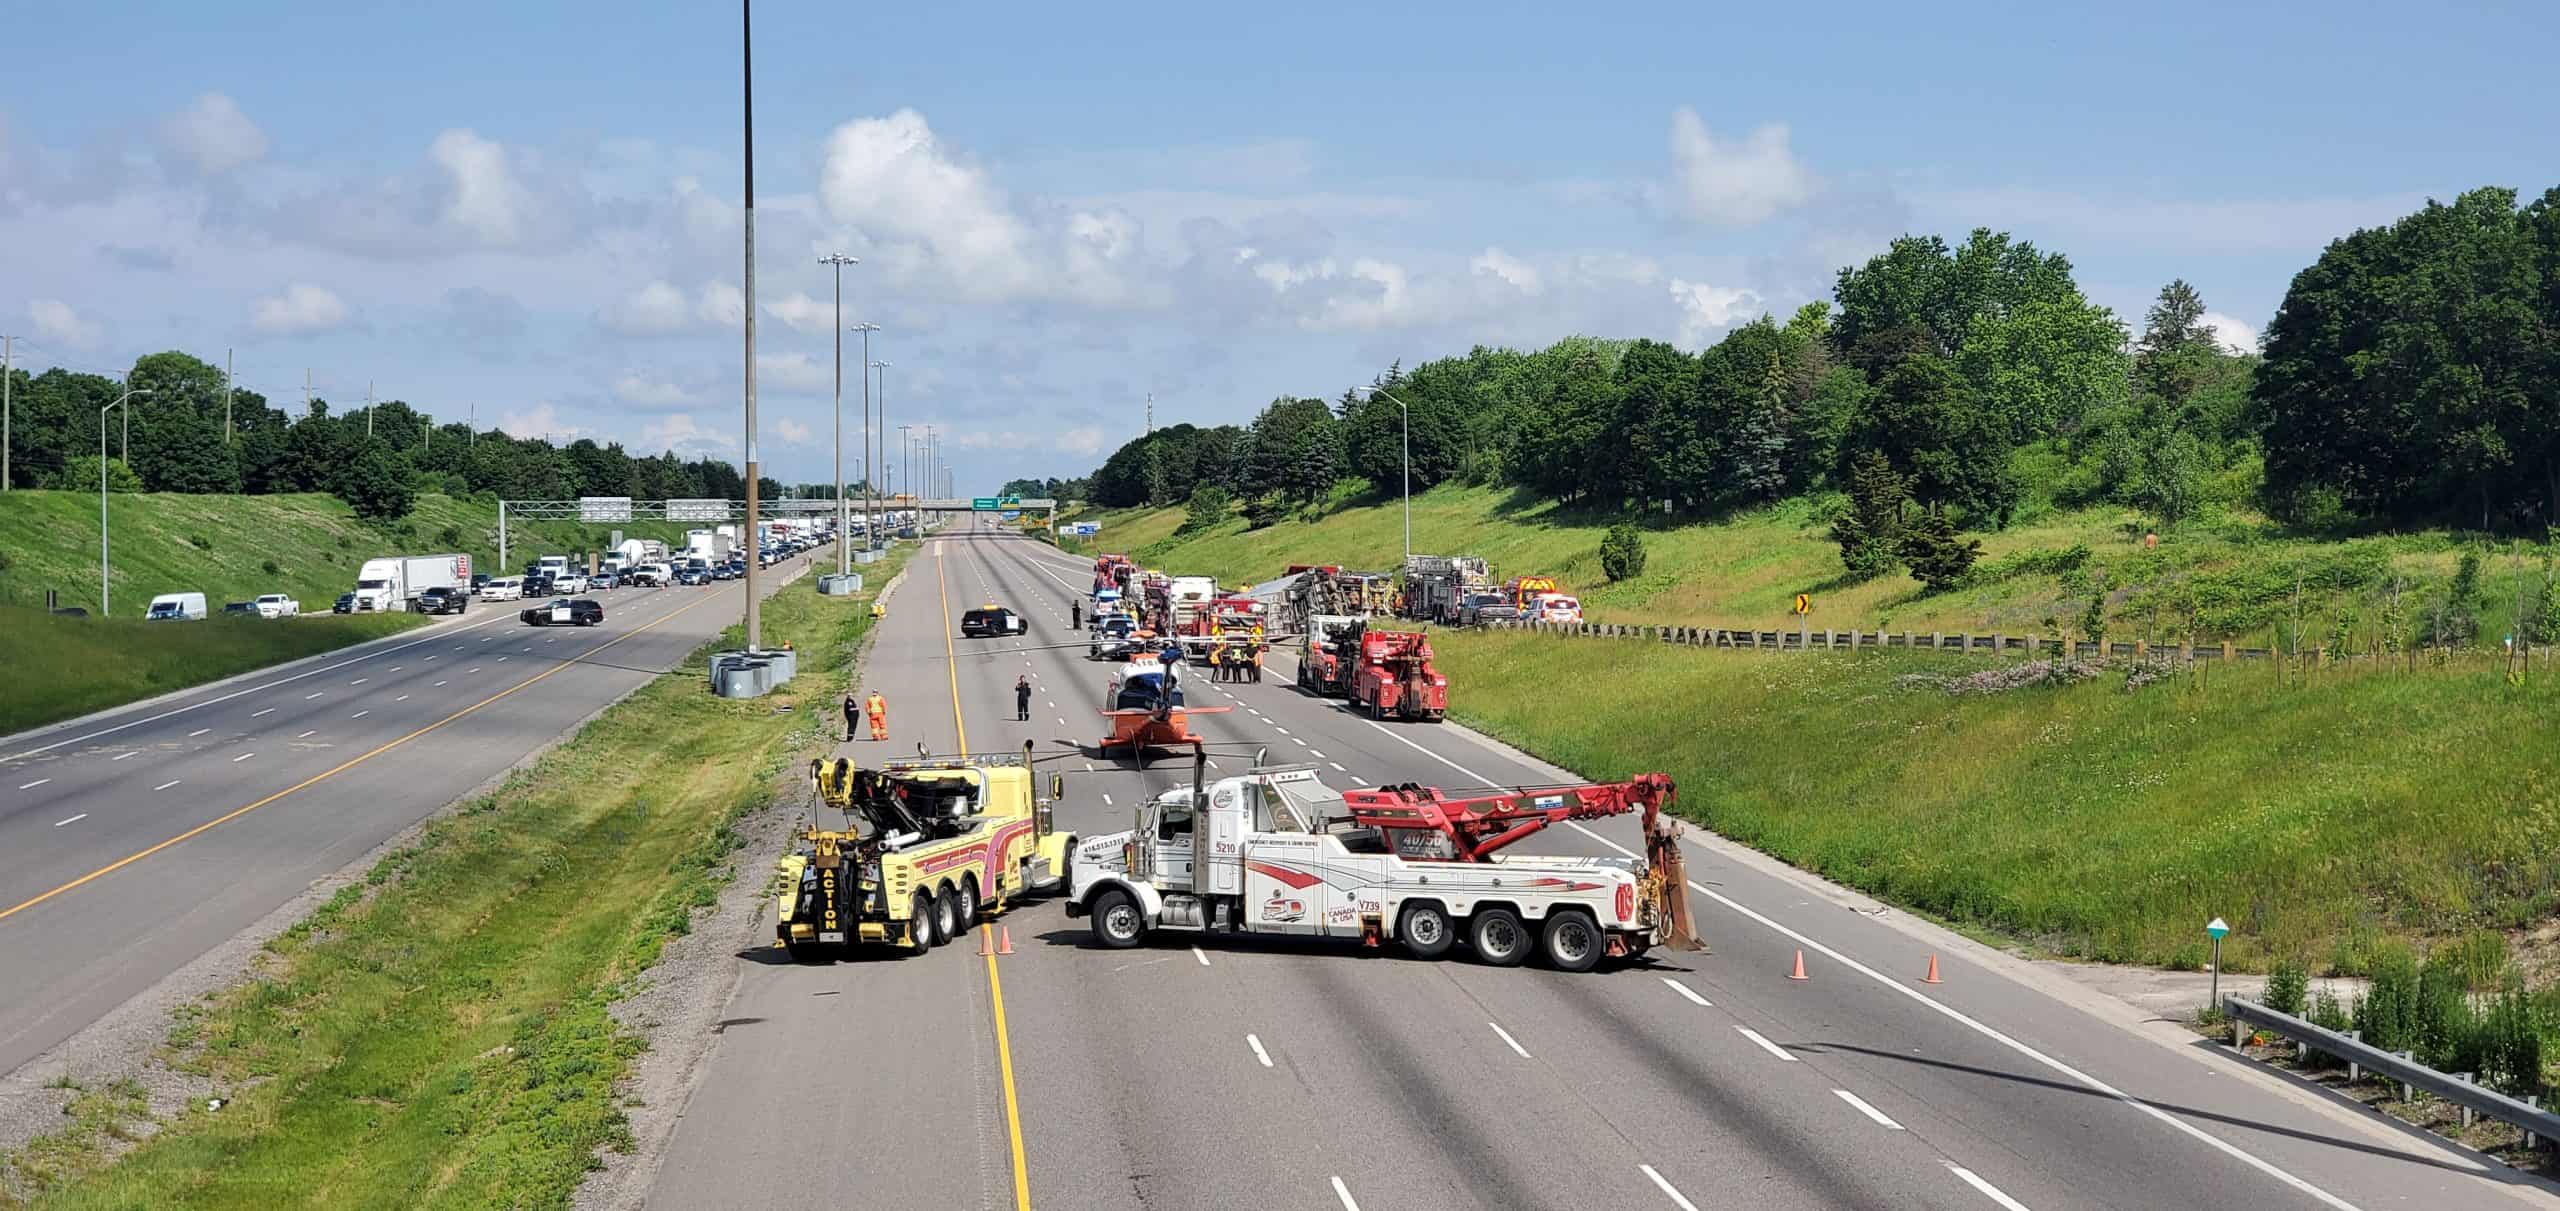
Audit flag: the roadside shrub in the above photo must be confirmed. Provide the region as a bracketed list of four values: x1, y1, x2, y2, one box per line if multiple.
[2309, 986, 2351, 1033]
[2435, 932, 2509, 991]
[1975, 542, 2090, 583]
[1829, 451, 1906, 581]
[2352, 944, 2421, 1054]
[1898, 508, 1980, 592]
[261, 559, 282, 576]
[2476, 989, 2545, 1097]
[1179, 483, 1231, 536]
[188, 533, 214, 551]
[1599, 523, 1647, 582]
[439, 524, 465, 548]
[2263, 958, 2308, 1017]
[1242, 494, 1288, 530]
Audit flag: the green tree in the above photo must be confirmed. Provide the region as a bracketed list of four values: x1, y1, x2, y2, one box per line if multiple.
[334, 438, 415, 523]
[47, 454, 143, 493]
[1829, 451, 1908, 580]
[1953, 296, 2127, 441]
[1598, 523, 1648, 582]
[1242, 397, 1340, 505]
[1180, 482, 1232, 535]
[1898, 506, 1981, 591]
[1842, 350, 2017, 523]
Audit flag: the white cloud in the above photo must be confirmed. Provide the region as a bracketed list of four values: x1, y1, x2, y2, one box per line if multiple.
[763, 290, 837, 334]
[1913, 187, 2423, 256]
[820, 109, 1034, 296]
[600, 281, 691, 334]
[1659, 108, 1813, 226]
[613, 372, 695, 408]
[29, 299, 102, 349]
[497, 401, 583, 442]
[2201, 310, 2260, 356]
[1470, 247, 1542, 294]
[1670, 278, 1759, 346]
[773, 417, 814, 445]
[953, 429, 1039, 451]
[639, 412, 736, 457]
[754, 352, 830, 393]
[250, 283, 351, 335]
[160, 93, 267, 175]
[697, 280, 744, 328]
[429, 129, 533, 245]
[1057, 426, 1105, 457]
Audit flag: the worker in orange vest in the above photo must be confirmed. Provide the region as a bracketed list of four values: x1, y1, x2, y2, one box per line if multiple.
[865, 690, 888, 741]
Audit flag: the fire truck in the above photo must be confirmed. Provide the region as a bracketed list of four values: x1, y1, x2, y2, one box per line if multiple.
[1067, 757, 1699, 971]
[1348, 627, 1447, 721]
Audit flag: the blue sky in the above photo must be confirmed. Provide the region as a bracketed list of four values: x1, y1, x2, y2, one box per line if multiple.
[7, 1, 2553, 490]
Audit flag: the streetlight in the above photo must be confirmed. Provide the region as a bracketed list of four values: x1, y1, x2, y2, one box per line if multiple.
[850, 323, 879, 546]
[99, 386, 154, 615]
[1372, 386, 1414, 567]
[740, 0, 762, 651]
[870, 360, 891, 549]
[899, 423, 914, 533]
[820, 253, 859, 574]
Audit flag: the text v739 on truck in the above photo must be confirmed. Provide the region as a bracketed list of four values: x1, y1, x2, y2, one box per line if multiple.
[1068, 756, 1700, 971]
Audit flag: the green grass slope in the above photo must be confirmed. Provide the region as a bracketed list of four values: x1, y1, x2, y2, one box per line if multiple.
[1098, 482, 2553, 649]
[0, 608, 425, 735]
[1435, 631, 2560, 974]
[0, 491, 701, 619]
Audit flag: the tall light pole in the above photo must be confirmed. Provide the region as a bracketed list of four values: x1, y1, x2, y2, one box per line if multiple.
[100, 386, 154, 615]
[899, 423, 914, 531]
[849, 323, 879, 546]
[739, 0, 762, 651]
[869, 360, 891, 549]
[821, 253, 858, 573]
[1372, 387, 1414, 566]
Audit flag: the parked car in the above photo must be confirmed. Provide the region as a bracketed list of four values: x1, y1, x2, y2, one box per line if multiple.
[254, 593, 301, 619]
[520, 597, 603, 627]
[413, 586, 471, 616]
[1456, 592, 1513, 626]
[961, 606, 1027, 638]
[480, 576, 525, 602]
[333, 592, 356, 614]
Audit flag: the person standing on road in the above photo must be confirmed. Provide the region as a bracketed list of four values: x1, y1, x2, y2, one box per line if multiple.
[865, 691, 888, 741]
[1015, 675, 1033, 721]
[842, 693, 859, 742]
[1071, 599, 1082, 630]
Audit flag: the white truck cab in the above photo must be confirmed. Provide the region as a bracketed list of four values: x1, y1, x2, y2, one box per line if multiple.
[1067, 761, 1674, 972]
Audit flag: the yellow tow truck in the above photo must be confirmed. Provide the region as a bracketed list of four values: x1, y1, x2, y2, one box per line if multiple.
[776, 744, 1076, 959]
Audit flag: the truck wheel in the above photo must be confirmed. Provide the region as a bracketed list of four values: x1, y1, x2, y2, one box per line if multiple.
[1541, 911, 1605, 973]
[955, 877, 980, 932]
[908, 892, 939, 952]
[1470, 908, 1530, 967]
[935, 887, 962, 946]
[1090, 888, 1146, 949]
[1399, 902, 1455, 960]
[1370, 698, 1388, 721]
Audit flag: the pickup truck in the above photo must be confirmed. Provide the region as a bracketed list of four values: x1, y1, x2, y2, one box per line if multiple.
[254, 594, 301, 619]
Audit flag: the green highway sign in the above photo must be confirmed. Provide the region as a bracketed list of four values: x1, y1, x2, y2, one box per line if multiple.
[999, 495, 1021, 507]
[972, 497, 999, 510]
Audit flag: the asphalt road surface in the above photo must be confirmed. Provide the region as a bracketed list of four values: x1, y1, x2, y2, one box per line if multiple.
[0, 549, 821, 1074]
[648, 524, 2553, 1211]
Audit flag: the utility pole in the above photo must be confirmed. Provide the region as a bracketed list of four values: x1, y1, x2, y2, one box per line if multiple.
[821, 252, 858, 574]
[851, 322, 879, 540]
[224, 348, 235, 444]
[870, 359, 891, 550]
[899, 424, 913, 520]
[2, 333, 13, 491]
[366, 381, 375, 439]
[1145, 391, 1152, 435]
[739, 0, 762, 651]
[468, 402, 476, 447]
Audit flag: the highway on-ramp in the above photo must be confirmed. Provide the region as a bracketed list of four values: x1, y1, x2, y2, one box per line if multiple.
[646, 526, 2553, 1211]
[0, 551, 820, 1075]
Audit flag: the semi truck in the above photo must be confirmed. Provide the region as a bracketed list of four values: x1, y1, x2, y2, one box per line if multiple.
[351, 554, 470, 612]
[1067, 758, 1698, 971]
[685, 529, 734, 563]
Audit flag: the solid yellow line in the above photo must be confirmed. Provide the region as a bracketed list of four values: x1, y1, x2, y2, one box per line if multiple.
[0, 590, 719, 924]
[939, 540, 1028, 1210]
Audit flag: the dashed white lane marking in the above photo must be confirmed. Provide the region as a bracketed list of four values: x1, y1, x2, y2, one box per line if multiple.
[1835, 1089, 1904, 1130]
[1640, 1164, 1701, 1211]
[231, 752, 255, 763]
[350, 710, 369, 719]
[468, 667, 482, 674]
[1272, 725, 1289, 735]
[395, 694, 411, 702]
[1945, 1164, 2033, 1210]
[111, 752, 138, 761]
[304, 692, 323, 700]
[153, 780, 181, 791]
[251, 708, 275, 718]
[1192, 947, 1210, 966]
[18, 779, 51, 790]
[1328, 762, 1347, 772]
[53, 813, 86, 827]
[1056, 717, 1067, 726]
[496, 657, 509, 663]
[349, 678, 367, 685]
[297, 731, 316, 738]
[433, 681, 447, 687]
[1102, 794, 1114, 806]
[1293, 738, 1308, 747]
[1330, 1176, 1362, 1211]
[425, 654, 437, 660]
[388, 666, 402, 673]
[1488, 1021, 1531, 1059]
[1309, 748, 1326, 759]
[1736, 1027, 1797, 1062]
[1663, 977, 1713, 1007]
[187, 729, 210, 738]
[1246, 1034, 1273, 1068]
[1084, 763, 1094, 772]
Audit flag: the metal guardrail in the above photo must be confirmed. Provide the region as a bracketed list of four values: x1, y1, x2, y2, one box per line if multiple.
[2222, 996, 2560, 1148]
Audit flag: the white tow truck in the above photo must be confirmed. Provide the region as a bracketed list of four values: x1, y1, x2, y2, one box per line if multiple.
[1066, 758, 1698, 971]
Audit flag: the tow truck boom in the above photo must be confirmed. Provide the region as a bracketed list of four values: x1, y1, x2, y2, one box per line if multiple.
[1340, 773, 1675, 861]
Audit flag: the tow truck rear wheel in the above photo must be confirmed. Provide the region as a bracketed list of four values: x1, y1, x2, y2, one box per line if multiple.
[955, 877, 980, 932]
[908, 892, 939, 952]
[935, 886, 962, 944]
[1541, 910, 1604, 973]
[1091, 888, 1146, 949]
[1398, 902, 1455, 960]
[1470, 907, 1530, 967]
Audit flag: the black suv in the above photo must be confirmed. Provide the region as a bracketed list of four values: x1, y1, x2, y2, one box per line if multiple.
[414, 586, 470, 615]
[961, 606, 1026, 638]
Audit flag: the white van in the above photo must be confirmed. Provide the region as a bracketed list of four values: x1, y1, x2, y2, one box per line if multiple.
[481, 576, 526, 602]
[145, 591, 208, 621]
[1530, 593, 1582, 624]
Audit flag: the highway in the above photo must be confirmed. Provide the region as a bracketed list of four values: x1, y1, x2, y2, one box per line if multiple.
[647, 525, 2553, 1211]
[0, 551, 820, 1075]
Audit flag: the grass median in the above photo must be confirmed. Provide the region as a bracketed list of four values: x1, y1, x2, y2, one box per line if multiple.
[1432, 630, 2560, 975]
[0, 556, 905, 1209]
[0, 608, 428, 736]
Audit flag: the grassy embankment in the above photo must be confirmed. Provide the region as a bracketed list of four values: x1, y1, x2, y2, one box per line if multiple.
[0, 553, 905, 1210]
[1091, 482, 2555, 650]
[1434, 629, 2560, 977]
[0, 609, 424, 736]
[0, 490, 705, 735]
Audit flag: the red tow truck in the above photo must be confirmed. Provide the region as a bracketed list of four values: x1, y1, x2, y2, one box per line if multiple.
[1348, 627, 1447, 721]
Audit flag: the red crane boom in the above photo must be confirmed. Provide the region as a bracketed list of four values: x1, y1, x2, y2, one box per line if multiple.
[1338, 773, 1676, 862]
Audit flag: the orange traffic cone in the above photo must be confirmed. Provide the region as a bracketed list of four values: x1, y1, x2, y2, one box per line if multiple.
[978, 925, 994, 956]
[1787, 949, 1809, 981]
[997, 925, 1015, 956]
[1922, 954, 1943, 984]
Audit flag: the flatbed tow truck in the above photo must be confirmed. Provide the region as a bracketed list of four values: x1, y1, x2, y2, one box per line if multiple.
[775, 746, 1077, 959]
[1067, 754, 1699, 970]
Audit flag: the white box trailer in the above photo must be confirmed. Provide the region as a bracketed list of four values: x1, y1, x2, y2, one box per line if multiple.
[352, 554, 470, 612]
